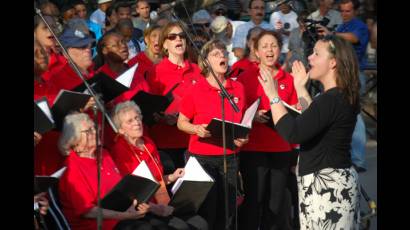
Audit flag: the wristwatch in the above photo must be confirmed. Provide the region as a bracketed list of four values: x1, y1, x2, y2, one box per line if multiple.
[270, 97, 281, 105]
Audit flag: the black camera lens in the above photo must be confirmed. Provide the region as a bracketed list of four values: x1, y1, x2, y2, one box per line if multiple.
[284, 22, 290, 30]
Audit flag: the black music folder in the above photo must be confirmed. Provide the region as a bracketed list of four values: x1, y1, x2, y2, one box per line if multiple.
[200, 97, 260, 150]
[72, 64, 135, 103]
[101, 174, 160, 212]
[264, 101, 301, 130]
[34, 167, 66, 195]
[51, 90, 92, 130]
[131, 83, 179, 126]
[34, 98, 55, 134]
[169, 157, 214, 215]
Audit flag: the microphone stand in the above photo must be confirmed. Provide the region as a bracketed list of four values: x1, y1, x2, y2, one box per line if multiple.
[34, 7, 107, 230]
[169, 9, 240, 230]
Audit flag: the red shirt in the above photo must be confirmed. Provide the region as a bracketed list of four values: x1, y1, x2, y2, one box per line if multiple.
[34, 78, 65, 176]
[42, 51, 67, 82]
[49, 63, 95, 91]
[59, 149, 122, 230]
[179, 78, 246, 155]
[110, 135, 163, 181]
[146, 58, 202, 149]
[230, 58, 255, 79]
[237, 63, 298, 152]
[34, 78, 59, 106]
[128, 52, 155, 82]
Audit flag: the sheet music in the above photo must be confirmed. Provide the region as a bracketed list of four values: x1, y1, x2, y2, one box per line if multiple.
[116, 64, 138, 88]
[131, 160, 157, 182]
[171, 156, 214, 194]
[241, 97, 260, 127]
[50, 167, 66, 178]
[36, 100, 54, 123]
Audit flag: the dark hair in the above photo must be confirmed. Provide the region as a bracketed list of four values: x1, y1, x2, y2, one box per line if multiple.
[321, 35, 360, 107]
[115, 18, 134, 31]
[105, 5, 116, 27]
[297, 10, 309, 24]
[340, 0, 360, 10]
[197, 39, 227, 76]
[244, 26, 264, 57]
[253, 30, 283, 51]
[248, 0, 263, 9]
[115, 2, 131, 13]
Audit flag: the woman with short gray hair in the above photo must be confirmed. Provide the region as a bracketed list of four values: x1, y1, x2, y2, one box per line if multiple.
[57, 112, 153, 230]
[110, 101, 208, 230]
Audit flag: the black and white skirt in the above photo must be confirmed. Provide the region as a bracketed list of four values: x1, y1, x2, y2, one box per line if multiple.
[297, 166, 360, 229]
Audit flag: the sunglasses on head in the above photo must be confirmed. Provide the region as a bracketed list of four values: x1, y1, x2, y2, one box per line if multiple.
[166, 32, 187, 41]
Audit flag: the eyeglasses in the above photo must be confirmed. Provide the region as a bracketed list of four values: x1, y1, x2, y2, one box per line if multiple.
[209, 50, 229, 58]
[321, 34, 336, 54]
[166, 32, 187, 41]
[105, 39, 127, 49]
[81, 127, 96, 135]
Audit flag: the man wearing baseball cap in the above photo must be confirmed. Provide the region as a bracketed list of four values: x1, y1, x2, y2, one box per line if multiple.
[49, 28, 96, 90]
[90, 0, 113, 28]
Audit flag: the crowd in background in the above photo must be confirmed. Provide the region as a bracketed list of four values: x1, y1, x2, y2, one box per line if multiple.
[34, 0, 377, 229]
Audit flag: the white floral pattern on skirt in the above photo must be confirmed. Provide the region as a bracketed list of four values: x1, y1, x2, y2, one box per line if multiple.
[296, 166, 360, 230]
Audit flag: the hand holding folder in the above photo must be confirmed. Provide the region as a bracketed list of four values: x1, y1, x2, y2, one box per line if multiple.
[199, 97, 261, 150]
[131, 83, 179, 126]
[101, 161, 160, 212]
[169, 156, 214, 216]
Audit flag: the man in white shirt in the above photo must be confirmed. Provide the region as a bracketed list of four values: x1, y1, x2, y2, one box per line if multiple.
[269, 0, 298, 65]
[232, 0, 274, 60]
[90, 0, 113, 29]
[308, 0, 342, 30]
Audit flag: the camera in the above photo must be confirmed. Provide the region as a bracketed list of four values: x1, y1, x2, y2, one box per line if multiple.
[302, 17, 331, 57]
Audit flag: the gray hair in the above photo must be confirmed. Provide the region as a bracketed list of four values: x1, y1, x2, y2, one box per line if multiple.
[58, 113, 93, 156]
[111, 101, 142, 130]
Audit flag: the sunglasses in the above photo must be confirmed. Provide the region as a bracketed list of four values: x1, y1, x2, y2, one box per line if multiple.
[166, 32, 187, 41]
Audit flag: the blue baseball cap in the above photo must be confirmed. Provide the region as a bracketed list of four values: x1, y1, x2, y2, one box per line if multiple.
[59, 28, 95, 49]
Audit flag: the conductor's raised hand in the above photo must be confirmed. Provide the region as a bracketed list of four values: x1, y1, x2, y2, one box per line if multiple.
[195, 124, 211, 138]
[291, 60, 309, 90]
[257, 65, 279, 99]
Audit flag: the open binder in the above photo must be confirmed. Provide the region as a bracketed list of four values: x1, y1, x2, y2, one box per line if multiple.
[72, 64, 136, 103]
[131, 83, 179, 126]
[169, 156, 214, 216]
[101, 161, 160, 212]
[51, 90, 92, 130]
[34, 167, 66, 195]
[200, 97, 261, 150]
[34, 97, 55, 134]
